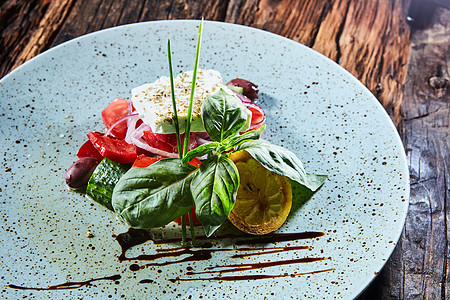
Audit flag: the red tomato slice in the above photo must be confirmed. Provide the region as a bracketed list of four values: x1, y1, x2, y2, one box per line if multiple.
[189, 157, 202, 167]
[136, 146, 154, 157]
[77, 140, 104, 161]
[156, 132, 178, 145]
[249, 106, 264, 124]
[142, 131, 177, 153]
[142, 130, 200, 156]
[87, 132, 137, 164]
[132, 155, 162, 168]
[101, 98, 129, 140]
[133, 155, 200, 168]
[174, 207, 202, 226]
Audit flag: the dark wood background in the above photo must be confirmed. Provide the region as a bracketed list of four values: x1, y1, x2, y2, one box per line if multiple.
[1, 0, 448, 298]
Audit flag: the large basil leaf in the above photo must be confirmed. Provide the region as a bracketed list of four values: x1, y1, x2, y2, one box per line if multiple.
[182, 142, 219, 164]
[191, 155, 239, 236]
[112, 158, 197, 229]
[202, 88, 249, 142]
[217, 125, 265, 153]
[236, 139, 327, 191]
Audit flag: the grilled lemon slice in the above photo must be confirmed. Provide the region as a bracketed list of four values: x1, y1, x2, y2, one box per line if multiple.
[228, 151, 292, 235]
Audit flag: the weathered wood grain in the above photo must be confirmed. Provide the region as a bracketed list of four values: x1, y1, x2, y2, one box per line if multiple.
[139, 0, 228, 21]
[0, 0, 74, 76]
[227, 0, 330, 47]
[401, 7, 449, 299]
[226, 0, 411, 126]
[361, 6, 450, 300]
[335, 0, 410, 126]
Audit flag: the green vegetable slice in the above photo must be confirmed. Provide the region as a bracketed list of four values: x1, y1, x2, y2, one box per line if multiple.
[236, 139, 327, 191]
[202, 88, 249, 142]
[191, 155, 239, 237]
[86, 158, 131, 211]
[226, 85, 243, 94]
[112, 158, 197, 229]
[182, 142, 219, 164]
[217, 125, 265, 153]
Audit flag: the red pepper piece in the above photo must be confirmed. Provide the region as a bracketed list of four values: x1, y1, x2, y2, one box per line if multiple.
[87, 131, 137, 164]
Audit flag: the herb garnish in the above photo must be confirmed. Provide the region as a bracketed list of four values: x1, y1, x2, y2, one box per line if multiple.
[183, 18, 203, 157]
[167, 39, 182, 156]
[111, 20, 326, 244]
[166, 19, 203, 246]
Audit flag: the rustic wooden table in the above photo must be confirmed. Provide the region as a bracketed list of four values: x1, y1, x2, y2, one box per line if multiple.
[1, 0, 448, 298]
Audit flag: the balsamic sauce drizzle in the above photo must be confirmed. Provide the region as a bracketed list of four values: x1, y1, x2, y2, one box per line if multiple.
[167, 268, 335, 282]
[122, 246, 311, 267]
[115, 229, 325, 258]
[195, 257, 328, 275]
[234, 232, 325, 245]
[8, 275, 121, 291]
[230, 245, 309, 258]
[115, 228, 331, 281]
[8, 228, 330, 290]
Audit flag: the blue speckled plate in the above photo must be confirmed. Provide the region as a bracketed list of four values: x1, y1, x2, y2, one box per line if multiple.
[0, 20, 409, 299]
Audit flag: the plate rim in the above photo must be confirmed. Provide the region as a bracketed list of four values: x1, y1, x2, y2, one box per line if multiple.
[0, 19, 410, 299]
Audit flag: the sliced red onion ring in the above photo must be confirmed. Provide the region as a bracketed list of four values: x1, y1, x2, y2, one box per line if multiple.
[132, 123, 151, 140]
[196, 132, 212, 146]
[187, 132, 198, 151]
[130, 136, 179, 158]
[127, 100, 133, 116]
[104, 113, 139, 137]
[232, 90, 252, 104]
[124, 114, 141, 144]
[129, 123, 198, 157]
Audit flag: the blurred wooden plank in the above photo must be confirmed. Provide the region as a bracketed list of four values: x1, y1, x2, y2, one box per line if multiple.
[226, 0, 410, 126]
[226, 0, 331, 47]
[139, 0, 228, 21]
[401, 7, 449, 299]
[51, 0, 104, 46]
[360, 7, 449, 300]
[0, 0, 75, 76]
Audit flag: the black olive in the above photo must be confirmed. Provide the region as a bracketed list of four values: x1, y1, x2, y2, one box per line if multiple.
[65, 157, 100, 188]
[227, 78, 259, 100]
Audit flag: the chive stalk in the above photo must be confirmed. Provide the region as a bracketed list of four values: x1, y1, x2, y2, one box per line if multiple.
[168, 38, 188, 246]
[181, 214, 187, 247]
[182, 18, 203, 247]
[167, 39, 183, 157]
[168, 19, 204, 247]
[182, 18, 204, 156]
[188, 210, 196, 246]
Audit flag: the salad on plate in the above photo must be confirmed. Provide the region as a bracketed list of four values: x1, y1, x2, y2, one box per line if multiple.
[64, 20, 326, 245]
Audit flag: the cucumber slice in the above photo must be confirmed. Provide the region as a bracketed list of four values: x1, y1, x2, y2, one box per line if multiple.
[86, 158, 131, 211]
[226, 85, 243, 94]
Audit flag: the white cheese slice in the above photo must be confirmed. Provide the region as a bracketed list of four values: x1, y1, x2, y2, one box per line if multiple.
[131, 69, 251, 134]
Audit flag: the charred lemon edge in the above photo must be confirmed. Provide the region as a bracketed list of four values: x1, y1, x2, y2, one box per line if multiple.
[228, 150, 292, 235]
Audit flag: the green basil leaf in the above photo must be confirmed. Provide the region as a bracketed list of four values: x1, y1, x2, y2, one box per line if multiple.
[112, 158, 197, 229]
[182, 142, 219, 164]
[202, 88, 249, 142]
[217, 125, 265, 153]
[191, 155, 239, 237]
[236, 139, 327, 191]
